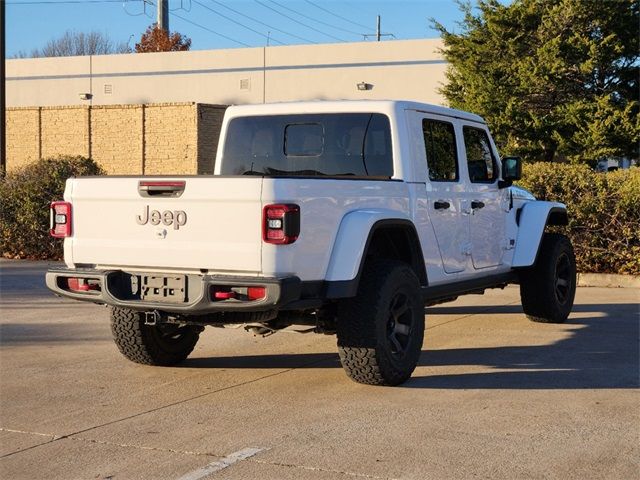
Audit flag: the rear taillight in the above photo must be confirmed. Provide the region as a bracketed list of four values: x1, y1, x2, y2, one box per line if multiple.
[263, 204, 300, 245]
[50, 201, 72, 238]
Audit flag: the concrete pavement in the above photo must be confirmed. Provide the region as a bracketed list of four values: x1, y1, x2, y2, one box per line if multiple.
[1, 260, 638, 479]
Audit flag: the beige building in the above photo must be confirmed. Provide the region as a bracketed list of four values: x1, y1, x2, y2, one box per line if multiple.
[4, 39, 448, 173]
[6, 39, 447, 107]
[6, 103, 226, 174]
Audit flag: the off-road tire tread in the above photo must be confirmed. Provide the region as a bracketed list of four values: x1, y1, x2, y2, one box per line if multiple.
[110, 307, 200, 366]
[337, 260, 424, 386]
[520, 233, 576, 324]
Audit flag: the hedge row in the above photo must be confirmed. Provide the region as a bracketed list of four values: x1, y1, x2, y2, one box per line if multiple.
[517, 163, 639, 275]
[1, 157, 638, 275]
[0, 157, 104, 260]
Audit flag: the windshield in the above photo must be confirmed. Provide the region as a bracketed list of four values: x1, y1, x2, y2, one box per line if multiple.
[220, 113, 393, 178]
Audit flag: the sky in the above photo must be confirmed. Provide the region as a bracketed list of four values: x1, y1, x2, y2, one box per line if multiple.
[5, 0, 481, 57]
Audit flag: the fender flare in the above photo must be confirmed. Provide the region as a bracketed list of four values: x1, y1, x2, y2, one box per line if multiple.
[324, 209, 427, 298]
[512, 201, 568, 268]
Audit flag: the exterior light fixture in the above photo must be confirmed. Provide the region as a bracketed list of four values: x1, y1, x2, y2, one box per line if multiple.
[357, 82, 372, 91]
[79, 93, 93, 100]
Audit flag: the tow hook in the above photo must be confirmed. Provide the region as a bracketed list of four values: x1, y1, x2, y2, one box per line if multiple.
[144, 310, 161, 326]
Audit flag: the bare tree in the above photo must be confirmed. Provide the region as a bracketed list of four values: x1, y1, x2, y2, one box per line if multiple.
[14, 30, 131, 58]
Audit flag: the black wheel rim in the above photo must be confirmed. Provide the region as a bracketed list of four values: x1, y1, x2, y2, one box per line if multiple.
[386, 292, 414, 356]
[554, 252, 572, 305]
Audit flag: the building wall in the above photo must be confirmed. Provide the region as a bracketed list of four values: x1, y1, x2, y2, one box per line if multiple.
[41, 106, 90, 160]
[90, 104, 144, 174]
[4, 103, 227, 175]
[144, 104, 198, 175]
[6, 39, 447, 108]
[6, 108, 40, 170]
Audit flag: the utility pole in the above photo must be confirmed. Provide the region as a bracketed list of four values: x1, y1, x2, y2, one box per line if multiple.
[157, 0, 169, 32]
[363, 15, 394, 42]
[1, 0, 6, 177]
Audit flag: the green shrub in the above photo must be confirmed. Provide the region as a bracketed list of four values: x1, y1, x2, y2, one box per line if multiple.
[0, 156, 104, 260]
[518, 163, 640, 275]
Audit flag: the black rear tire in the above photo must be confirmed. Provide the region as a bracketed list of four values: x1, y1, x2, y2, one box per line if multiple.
[337, 260, 425, 386]
[110, 307, 201, 366]
[520, 233, 576, 323]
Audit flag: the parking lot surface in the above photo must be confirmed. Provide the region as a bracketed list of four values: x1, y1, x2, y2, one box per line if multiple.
[1, 260, 638, 479]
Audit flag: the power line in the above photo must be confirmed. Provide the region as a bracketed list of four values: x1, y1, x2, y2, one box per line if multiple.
[193, 0, 285, 45]
[208, 0, 315, 44]
[172, 11, 251, 47]
[304, 0, 373, 32]
[266, 0, 363, 37]
[7, 0, 136, 4]
[254, 0, 346, 42]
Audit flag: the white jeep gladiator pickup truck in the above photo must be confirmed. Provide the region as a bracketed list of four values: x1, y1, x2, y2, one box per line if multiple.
[46, 100, 576, 386]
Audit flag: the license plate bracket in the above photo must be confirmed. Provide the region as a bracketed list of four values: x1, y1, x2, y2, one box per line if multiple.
[140, 275, 186, 303]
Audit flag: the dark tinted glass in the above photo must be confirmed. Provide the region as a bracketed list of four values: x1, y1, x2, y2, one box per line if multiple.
[422, 119, 458, 182]
[463, 126, 497, 183]
[285, 124, 324, 156]
[221, 113, 393, 177]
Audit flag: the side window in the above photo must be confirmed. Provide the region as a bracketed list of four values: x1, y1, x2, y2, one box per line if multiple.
[422, 119, 458, 182]
[463, 126, 498, 183]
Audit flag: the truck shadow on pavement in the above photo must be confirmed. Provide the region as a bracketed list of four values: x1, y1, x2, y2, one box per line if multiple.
[183, 302, 639, 390]
[409, 302, 639, 389]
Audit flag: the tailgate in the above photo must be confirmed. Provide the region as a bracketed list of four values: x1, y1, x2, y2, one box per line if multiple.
[67, 177, 263, 273]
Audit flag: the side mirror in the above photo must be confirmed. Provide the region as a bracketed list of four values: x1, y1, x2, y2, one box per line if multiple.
[499, 156, 522, 188]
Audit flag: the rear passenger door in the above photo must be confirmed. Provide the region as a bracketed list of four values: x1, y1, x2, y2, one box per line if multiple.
[461, 124, 507, 269]
[419, 115, 468, 274]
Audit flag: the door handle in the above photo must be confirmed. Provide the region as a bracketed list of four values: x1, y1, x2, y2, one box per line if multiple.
[434, 201, 450, 210]
[471, 201, 485, 210]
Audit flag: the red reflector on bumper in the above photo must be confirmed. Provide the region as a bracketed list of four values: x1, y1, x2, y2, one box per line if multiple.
[247, 287, 266, 300]
[214, 291, 236, 300]
[210, 286, 267, 302]
[66, 277, 99, 292]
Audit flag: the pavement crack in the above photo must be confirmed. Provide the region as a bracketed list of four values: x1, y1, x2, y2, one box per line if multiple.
[250, 459, 398, 479]
[0, 356, 332, 460]
[0, 427, 60, 459]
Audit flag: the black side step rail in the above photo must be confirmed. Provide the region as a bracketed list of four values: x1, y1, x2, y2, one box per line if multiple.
[421, 271, 519, 304]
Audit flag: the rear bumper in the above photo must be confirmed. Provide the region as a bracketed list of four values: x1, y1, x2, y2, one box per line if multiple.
[45, 267, 302, 314]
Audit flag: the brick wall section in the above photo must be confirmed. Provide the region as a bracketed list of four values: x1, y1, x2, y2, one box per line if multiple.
[91, 105, 143, 175]
[6, 108, 40, 170]
[197, 104, 228, 175]
[5, 102, 226, 175]
[144, 104, 197, 175]
[41, 106, 89, 159]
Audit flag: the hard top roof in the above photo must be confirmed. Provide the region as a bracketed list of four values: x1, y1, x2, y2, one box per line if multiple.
[225, 100, 486, 124]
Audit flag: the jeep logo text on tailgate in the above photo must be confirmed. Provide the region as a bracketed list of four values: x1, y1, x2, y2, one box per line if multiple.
[136, 206, 187, 230]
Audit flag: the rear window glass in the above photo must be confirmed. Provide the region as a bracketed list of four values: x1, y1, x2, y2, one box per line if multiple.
[285, 124, 324, 156]
[220, 113, 393, 178]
